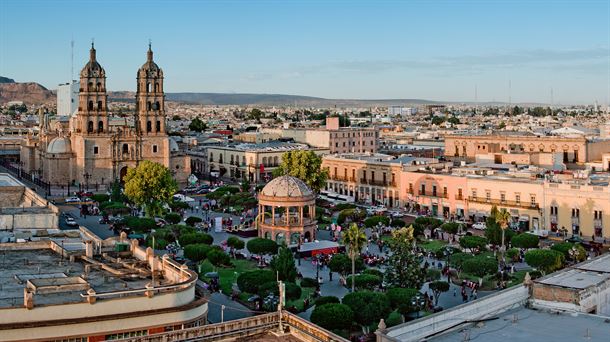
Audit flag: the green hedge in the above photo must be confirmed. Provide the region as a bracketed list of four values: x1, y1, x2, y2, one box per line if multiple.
[179, 232, 213, 246]
[184, 244, 213, 262]
[237, 269, 276, 294]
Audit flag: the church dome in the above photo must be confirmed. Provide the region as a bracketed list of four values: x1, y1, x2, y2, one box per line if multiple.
[169, 137, 179, 152]
[80, 43, 105, 78]
[138, 44, 163, 78]
[47, 137, 71, 154]
[260, 175, 313, 198]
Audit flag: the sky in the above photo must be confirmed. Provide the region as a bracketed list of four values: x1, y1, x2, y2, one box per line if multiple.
[1, 0, 609, 105]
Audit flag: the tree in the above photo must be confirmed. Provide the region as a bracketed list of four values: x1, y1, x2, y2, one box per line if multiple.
[462, 256, 498, 277]
[183, 244, 212, 262]
[386, 288, 419, 317]
[165, 212, 182, 224]
[342, 291, 391, 331]
[485, 217, 514, 247]
[240, 179, 250, 192]
[342, 223, 367, 292]
[246, 238, 278, 264]
[384, 226, 426, 289]
[237, 269, 276, 293]
[525, 249, 564, 274]
[459, 236, 488, 253]
[179, 233, 213, 246]
[328, 253, 364, 276]
[269, 246, 297, 282]
[511, 233, 539, 249]
[431, 116, 445, 125]
[428, 281, 450, 306]
[185, 216, 203, 226]
[272, 150, 329, 193]
[441, 222, 461, 235]
[346, 274, 382, 291]
[495, 208, 512, 262]
[188, 117, 207, 132]
[364, 215, 390, 227]
[207, 249, 231, 266]
[310, 303, 354, 331]
[123, 161, 177, 217]
[226, 236, 245, 257]
[551, 242, 586, 262]
[110, 180, 124, 202]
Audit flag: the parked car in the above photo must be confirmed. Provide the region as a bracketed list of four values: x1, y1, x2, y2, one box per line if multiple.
[65, 197, 81, 203]
[565, 236, 584, 244]
[65, 217, 78, 227]
[471, 222, 486, 230]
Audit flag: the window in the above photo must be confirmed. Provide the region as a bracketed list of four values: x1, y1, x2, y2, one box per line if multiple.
[93, 146, 99, 154]
[530, 195, 536, 206]
[472, 190, 477, 198]
[457, 188, 463, 199]
[515, 194, 521, 204]
[87, 121, 94, 133]
[88, 101, 94, 111]
[362, 170, 366, 181]
[571, 208, 580, 218]
[147, 102, 152, 111]
[443, 187, 447, 197]
[408, 183, 413, 194]
[594, 210, 602, 220]
[485, 191, 491, 202]
[371, 171, 375, 182]
[147, 121, 152, 132]
[98, 121, 104, 133]
[573, 150, 578, 162]
[432, 185, 437, 196]
[352, 169, 355, 180]
[209, 153, 214, 162]
[334, 167, 337, 177]
[122, 144, 128, 154]
[550, 206, 558, 215]
[156, 120, 161, 132]
[500, 193, 506, 203]
[97, 101, 103, 110]
[153, 145, 158, 153]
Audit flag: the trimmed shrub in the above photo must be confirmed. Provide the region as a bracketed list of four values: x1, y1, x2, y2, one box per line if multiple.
[364, 215, 390, 228]
[237, 270, 276, 294]
[385, 310, 403, 327]
[310, 303, 354, 331]
[334, 203, 356, 211]
[227, 236, 245, 251]
[315, 296, 340, 306]
[390, 219, 406, 227]
[459, 236, 488, 252]
[346, 274, 382, 290]
[342, 291, 391, 327]
[184, 244, 212, 262]
[246, 238, 279, 256]
[91, 194, 110, 203]
[206, 249, 231, 266]
[441, 222, 461, 234]
[185, 216, 203, 226]
[362, 268, 384, 279]
[179, 233, 213, 246]
[525, 249, 565, 274]
[462, 256, 498, 277]
[449, 252, 474, 268]
[164, 212, 182, 224]
[386, 287, 419, 316]
[511, 233, 539, 249]
[300, 277, 318, 288]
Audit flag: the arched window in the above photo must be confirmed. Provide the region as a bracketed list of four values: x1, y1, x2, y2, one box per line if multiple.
[147, 102, 151, 111]
[96, 82, 102, 91]
[87, 121, 94, 133]
[97, 101, 103, 110]
[262, 157, 267, 166]
[122, 144, 129, 154]
[155, 101, 160, 110]
[88, 82, 93, 91]
[156, 120, 161, 132]
[273, 156, 278, 166]
[98, 121, 104, 133]
[154, 83, 159, 92]
[210, 152, 214, 162]
[146, 83, 151, 93]
[88, 101, 94, 111]
[146, 121, 152, 132]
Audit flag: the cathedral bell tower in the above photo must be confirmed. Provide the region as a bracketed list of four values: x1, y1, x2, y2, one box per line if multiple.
[76, 43, 109, 134]
[136, 43, 166, 135]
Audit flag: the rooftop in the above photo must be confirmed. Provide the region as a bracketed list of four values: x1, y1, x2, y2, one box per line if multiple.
[430, 306, 610, 342]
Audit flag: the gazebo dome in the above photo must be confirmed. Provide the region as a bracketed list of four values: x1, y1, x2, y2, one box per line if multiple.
[260, 175, 313, 198]
[47, 137, 71, 154]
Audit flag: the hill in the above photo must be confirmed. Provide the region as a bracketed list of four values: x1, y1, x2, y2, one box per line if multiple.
[0, 79, 54, 105]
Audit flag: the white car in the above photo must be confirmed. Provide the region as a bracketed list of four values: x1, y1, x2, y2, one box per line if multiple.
[65, 217, 78, 227]
[65, 197, 81, 203]
[471, 222, 486, 230]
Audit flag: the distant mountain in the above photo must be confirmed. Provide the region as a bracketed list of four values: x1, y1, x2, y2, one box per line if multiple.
[0, 76, 16, 84]
[0, 77, 54, 105]
[145, 92, 441, 107]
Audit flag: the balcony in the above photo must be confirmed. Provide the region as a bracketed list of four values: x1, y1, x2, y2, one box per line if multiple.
[331, 175, 348, 182]
[467, 196, 539, 210]
[419, 190, 447, 198]
[455, 194, 464, 200]
[369, 179, 387, 187]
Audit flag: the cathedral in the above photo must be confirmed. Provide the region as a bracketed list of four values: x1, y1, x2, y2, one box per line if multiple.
[20, 43, 190, 188]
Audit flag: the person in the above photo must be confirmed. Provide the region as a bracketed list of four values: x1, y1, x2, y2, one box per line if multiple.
[329, 271, 333, 281]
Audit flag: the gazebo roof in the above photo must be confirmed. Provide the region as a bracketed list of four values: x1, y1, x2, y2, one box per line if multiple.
[260, 175, 313, 198]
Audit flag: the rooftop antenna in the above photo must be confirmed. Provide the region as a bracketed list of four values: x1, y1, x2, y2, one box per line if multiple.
[70, 38, 74, 82]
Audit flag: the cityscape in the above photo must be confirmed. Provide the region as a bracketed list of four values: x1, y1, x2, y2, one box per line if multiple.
[1, 1, 610, 342]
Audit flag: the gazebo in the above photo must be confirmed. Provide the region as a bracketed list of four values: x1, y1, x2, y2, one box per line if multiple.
[257, 175, 317, 245]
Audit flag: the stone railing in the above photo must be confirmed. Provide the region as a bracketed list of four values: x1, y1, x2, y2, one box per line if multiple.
[379, 285, 529, 342]
[110, 311, 349, 342]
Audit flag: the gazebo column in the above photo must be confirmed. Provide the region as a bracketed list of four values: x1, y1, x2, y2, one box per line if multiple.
[286, 207, 289, 225]
[299, 206, 304, 225]
[271, 206, 275, 225]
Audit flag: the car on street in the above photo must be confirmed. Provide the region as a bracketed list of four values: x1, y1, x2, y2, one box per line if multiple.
[65, 197, 81, 203]
[471, 222, 486, 230]
[565, 236, 584, 244]
[65, 217, 78, 227]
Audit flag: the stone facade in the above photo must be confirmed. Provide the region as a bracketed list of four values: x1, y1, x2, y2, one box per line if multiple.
[20, 44, 190, 188]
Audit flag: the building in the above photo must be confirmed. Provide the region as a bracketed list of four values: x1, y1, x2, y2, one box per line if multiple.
[444, 133, 610, 166]
[387, 106, 415, 116]
[0, 235, 207, 341]
[20, 44, 190, 187]
[0, 173, 59, 231]
[265, 117, 378, 154]
[376, 254, 610, 342]
[257, 175, 317, 244]
[57, 80, 80, 116]
[206, 142, 329, 183]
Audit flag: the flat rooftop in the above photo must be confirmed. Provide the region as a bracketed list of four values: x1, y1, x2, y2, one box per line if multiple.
[430, 306, 610, 342]
[536, 269, 610, 290]
[0, 246, 166, 308]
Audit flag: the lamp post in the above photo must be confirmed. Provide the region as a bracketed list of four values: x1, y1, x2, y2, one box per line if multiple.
[443, 246, 453, 283]
[411, 293, 426, 319]
[83, 172, 91, 192]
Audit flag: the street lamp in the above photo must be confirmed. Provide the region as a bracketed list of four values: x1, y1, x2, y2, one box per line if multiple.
[443, 246, 453, 283]
[83, 172, 91, 192]
[411, 293, 426, 319]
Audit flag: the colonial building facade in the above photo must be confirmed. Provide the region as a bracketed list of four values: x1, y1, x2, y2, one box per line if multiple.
[20, 44, 190, 187]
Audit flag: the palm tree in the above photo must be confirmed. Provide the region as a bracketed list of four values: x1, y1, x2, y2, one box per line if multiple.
[495, 208, 511, 263]
[342, 223, 367, 292]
